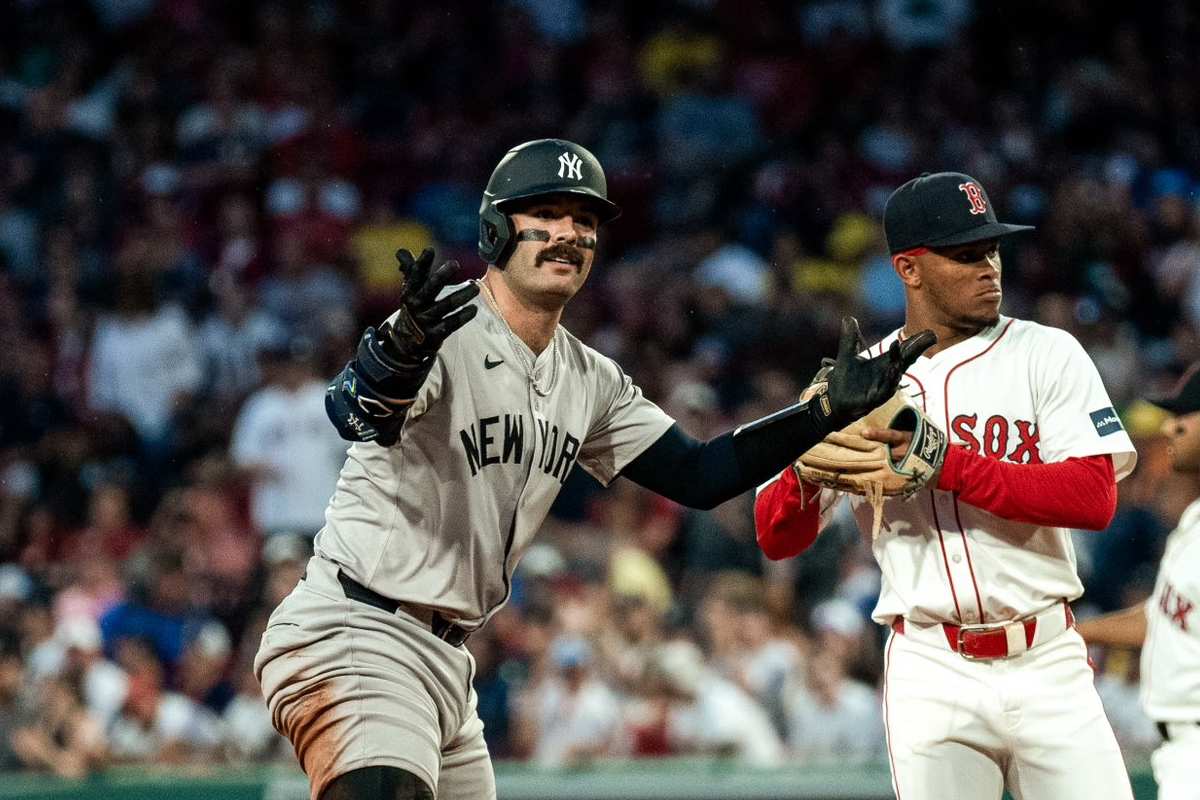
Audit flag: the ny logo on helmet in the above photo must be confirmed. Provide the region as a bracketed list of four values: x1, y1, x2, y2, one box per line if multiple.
[557, 152, 583, 180]
[958, 182, 988, 215]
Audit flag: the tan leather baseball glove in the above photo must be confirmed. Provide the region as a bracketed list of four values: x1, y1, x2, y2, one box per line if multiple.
[795, 362, 947, 537]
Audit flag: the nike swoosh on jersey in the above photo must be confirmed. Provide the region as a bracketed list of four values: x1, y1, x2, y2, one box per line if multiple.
[484, 355, 504, 369]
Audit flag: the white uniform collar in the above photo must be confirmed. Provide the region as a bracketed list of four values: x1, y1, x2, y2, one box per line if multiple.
[898, 315, 1011, 367]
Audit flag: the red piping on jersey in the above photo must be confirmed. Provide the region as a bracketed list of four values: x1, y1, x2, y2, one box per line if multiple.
[941, 319, 1015, 623]
[901, 371, 928, 410]
[929, 491, 964, 622]
[903, 359, 967, 622]
[950, 498, 985, 623]
[883, 631, 902, 800]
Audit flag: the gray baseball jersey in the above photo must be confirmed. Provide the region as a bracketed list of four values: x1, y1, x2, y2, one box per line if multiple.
[314, 285, 675, 627]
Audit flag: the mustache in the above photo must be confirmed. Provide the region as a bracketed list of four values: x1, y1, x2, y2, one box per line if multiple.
[535, 243, 585, 269]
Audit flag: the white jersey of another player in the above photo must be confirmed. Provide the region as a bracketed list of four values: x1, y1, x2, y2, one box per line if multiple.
[1141, 496, 1200, 800]
[1142, 496, 1200, 722]
[850, 316, 1136, 625]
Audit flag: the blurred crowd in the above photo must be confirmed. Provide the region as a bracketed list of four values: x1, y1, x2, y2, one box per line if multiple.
[2, 0, 1200, 777]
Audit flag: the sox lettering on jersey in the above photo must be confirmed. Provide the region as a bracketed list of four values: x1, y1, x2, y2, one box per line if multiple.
[458, 412, 581, 484]
[950, 414, 1044, 464]
[1159, 581, 1195, 633]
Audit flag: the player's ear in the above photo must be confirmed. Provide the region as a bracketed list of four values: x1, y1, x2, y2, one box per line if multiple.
[891, 253, 921, 289]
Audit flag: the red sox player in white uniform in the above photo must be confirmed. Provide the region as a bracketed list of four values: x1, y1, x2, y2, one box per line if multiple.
[1079, 364, 1200, 800]
[756, 172, 1139, 799]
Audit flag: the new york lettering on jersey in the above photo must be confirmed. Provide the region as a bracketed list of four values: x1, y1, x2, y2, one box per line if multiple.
[458, 411, 582, 484]
[314, 292, 674, 624]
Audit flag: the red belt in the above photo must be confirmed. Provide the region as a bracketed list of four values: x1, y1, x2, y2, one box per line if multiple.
[891, 601, 1075, 660]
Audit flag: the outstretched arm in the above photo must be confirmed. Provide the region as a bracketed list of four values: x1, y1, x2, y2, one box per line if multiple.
[620, 318, 936, 509]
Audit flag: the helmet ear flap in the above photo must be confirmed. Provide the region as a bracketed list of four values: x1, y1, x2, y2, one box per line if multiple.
[478, 202, 515, 268]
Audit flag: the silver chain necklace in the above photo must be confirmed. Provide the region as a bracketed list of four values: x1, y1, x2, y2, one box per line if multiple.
[478, 279, 559, 397]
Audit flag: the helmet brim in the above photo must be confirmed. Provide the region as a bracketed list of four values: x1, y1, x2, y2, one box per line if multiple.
[493, 187, 621, 223]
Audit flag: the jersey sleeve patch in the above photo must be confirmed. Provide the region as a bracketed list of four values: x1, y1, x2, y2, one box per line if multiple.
[1089, 407, 1123, 437]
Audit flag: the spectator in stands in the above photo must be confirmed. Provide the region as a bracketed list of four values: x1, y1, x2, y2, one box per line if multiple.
[9, 674, 107, 778]
[782, 600, 884, 765]
[230, 337, 348, 538]
[107, 637, 220, 764]
[86, 261, 202, 459]
[220, 656, 286, 762]
[54, 616, 129, 732]
[529, 636, 622, 768]
[645, 638, 785, 766]
[0, 629, 25, 771]
[99, 549, 208, 675]
[196, 267, 285, 405]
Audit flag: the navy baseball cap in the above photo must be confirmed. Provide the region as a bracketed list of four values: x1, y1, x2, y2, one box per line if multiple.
[883, 172, 1035, 254]
[1151, 363, 1200, 416]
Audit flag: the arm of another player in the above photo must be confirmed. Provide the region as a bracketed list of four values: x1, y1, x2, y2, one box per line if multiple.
[619, 319, 936, 510]
[325, 247, 478, 445]
[753, 465, 825, 560]
[1075, 603, 1148, 649]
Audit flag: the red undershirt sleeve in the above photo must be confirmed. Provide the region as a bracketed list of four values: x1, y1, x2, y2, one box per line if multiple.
[936, 446, 1116, 531]
[755, 466, 824, 560]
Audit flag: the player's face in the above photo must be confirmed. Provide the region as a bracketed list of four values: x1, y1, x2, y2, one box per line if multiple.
[503, 196, 599, 308]
[917, 239, 1003, 329]
[1163, 411, 1200, 472]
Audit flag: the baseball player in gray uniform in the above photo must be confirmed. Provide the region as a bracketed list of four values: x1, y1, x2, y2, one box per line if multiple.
[253, 138, 936, 800]
[1078, 364, 1200, 800]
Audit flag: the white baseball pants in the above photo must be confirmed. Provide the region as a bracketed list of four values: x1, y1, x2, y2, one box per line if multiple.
[882, 624, 1133, 799]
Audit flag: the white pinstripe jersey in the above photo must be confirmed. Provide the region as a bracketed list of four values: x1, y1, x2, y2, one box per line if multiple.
[812, 316, 1137, 625]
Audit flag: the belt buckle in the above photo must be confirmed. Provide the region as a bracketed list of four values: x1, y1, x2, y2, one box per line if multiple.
[432, 613, 470, 648]
[956, 622, 1007, 661]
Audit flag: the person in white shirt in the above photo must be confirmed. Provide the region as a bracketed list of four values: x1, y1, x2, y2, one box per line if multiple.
[230, 339, 349, 536]
[783, 601, 883, 766]
[1079, 364, 1200, 800]
[530, 636, 622, 768]
[87, 269, 202, 449]
[648, 638, 785, 767]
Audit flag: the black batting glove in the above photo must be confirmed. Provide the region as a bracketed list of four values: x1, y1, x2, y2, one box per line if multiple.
[378, 247, 479, 367]
[359, 247, 480, 399]
[812, 317, 936, 432]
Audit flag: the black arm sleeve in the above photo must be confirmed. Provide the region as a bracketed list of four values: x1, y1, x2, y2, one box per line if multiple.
[619, 400, 831, 509]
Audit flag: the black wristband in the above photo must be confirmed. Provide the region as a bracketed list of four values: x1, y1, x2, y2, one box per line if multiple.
[729, 399, 834, 484]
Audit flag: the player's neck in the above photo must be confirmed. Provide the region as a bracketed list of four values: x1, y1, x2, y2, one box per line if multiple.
[481, 271, 562, 354]
[902, 309, 987, 357]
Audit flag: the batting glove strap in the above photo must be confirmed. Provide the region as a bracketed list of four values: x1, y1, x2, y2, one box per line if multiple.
[325, 361, 407, 445]
[355, 326, 435, 399]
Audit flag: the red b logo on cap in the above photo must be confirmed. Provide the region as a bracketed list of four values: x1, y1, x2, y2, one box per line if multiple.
[959, 182, 988, 215]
